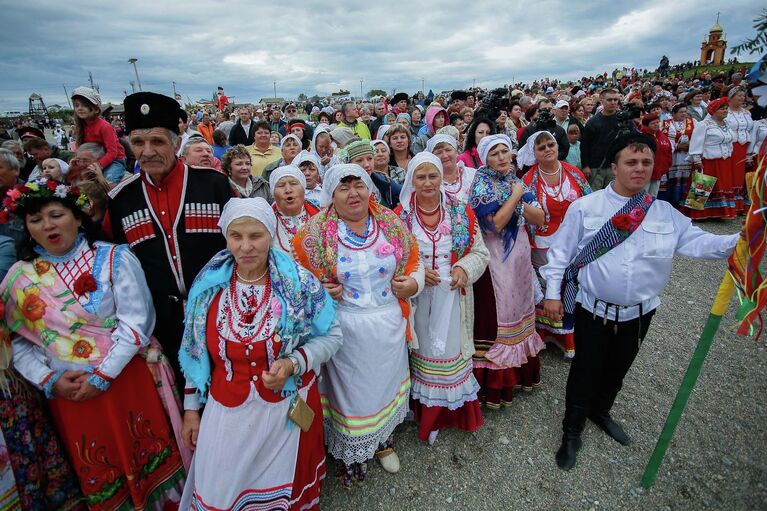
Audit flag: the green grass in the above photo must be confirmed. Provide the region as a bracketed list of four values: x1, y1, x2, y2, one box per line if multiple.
[678, 62, 755, 79]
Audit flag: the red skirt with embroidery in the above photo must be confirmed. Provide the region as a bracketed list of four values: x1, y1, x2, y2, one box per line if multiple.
[48, 357, 184, 511]
[684, 157, 737, 220]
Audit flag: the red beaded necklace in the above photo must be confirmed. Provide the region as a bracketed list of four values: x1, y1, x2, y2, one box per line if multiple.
[415, 200, 444, 270]
[225, 266, 272, 343]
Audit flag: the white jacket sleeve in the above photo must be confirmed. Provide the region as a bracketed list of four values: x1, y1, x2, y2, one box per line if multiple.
[454, 223, 490, 285]
[540, 202, 585, 300]
[96, 248, 155, 382]
[687, 122, 707, 162]
[671, 209, 739, 259]
[12, 336, 53, 389]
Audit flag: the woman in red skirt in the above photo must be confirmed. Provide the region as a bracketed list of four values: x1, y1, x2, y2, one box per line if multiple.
[520, 131, 591, 359]
[726, 87, 753, 213]
[685, 97, 736, 220]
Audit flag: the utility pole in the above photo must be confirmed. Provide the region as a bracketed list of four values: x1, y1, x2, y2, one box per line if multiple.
[88, 72, 99, 93]
[172, 81, 177, 96]
[473, 78, 476, 89]
[360, 79, 364, 99]
[128, 58, 142, 91]
[421, 78, 425, 93]
[63, 85, 72, 108]
[274, 81, 277, 99]
[130, 81, 136, 94]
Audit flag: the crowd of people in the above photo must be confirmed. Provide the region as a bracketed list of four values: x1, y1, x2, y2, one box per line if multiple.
[0, 62, 761, 510]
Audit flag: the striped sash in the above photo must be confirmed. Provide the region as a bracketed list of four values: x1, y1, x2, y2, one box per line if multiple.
[562, 190, 654, 314]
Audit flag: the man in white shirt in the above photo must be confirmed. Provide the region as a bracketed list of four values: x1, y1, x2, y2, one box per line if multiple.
[541, 131, 740, 471]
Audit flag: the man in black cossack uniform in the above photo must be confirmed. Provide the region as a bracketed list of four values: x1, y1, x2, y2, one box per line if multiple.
[107, 92, 232, 384]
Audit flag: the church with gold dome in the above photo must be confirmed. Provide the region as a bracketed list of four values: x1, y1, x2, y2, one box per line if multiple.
[700, 16, 727, 66]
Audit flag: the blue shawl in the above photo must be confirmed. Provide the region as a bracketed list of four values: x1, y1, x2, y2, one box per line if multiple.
[469, 165, 539, 260]
[179, 248, 336, 401]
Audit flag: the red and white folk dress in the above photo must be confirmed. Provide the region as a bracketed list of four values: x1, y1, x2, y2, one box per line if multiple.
[523, 162, 590, 358]
[181, 278, 325, 511]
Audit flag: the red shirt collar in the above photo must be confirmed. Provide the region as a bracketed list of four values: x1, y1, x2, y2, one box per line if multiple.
[141, 159, 185, 189]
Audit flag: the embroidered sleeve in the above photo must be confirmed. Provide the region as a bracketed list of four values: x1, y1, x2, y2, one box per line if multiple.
[97, 246, 154, 380]
[454, 223, 490, 285]
[293, 266, 342, 373]
[687, 121, 707, 161]
[11, 336, 53, 391]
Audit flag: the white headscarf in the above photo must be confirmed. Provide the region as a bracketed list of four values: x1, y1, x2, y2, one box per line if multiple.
[516, 130, 557, 168]
[319, 164, 375, 207]
[376, 124, 392, 140]
[268, 165, 307, 194]
[477, 134, 513, 167]
[310, 125, 339, 179]
[371, 139, 389, 152]
[218, 197, 276, 238]
[280, 133, 302, 149]
[426, 133, 457, 153]
[399, 152, 444, 212]
[293, 150, 321, 172]
[310, 124, 331, 151]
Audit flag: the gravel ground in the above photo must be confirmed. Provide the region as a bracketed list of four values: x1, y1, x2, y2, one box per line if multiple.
[320, 218, 767, 511]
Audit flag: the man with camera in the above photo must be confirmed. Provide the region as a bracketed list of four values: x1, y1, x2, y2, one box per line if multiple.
[580, 88, 622, 189]
[518, 107, 570, 164]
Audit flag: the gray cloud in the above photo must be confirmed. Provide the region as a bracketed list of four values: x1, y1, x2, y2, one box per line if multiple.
[0, 0, 761, 111]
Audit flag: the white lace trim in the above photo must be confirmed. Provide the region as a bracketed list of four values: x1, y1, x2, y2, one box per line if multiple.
[324, 397, 409, 465]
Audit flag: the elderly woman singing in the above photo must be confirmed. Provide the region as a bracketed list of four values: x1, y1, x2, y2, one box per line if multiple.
[293, 164, 424, 487]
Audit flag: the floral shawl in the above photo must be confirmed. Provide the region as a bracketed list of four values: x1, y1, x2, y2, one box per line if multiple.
[395, 194, 477, 266]
[179, 248, 336, 400]
[292, 200, 421, 341]
[469, 165, 540, 260]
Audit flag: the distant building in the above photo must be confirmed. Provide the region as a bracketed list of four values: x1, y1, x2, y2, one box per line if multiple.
[700, 17, 727, 66]
[259, 97, 286, 107]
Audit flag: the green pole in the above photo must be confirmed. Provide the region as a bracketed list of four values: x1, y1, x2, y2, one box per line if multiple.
[640, 312, 723, 488]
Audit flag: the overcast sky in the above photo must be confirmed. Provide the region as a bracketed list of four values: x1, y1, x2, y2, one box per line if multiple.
[0, 0, 762, 112]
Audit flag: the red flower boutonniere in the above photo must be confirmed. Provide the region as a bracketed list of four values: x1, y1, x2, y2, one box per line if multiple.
[73, 273, 98, 296]
[611, 214, 634, 232]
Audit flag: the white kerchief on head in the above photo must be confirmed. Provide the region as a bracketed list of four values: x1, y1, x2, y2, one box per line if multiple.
[371, 139, 389, 152]
[280, 133, 302, 148]
[319, 164, 375, 207]
[218, 197, 276, 238]
[426, 133, 457, 153]
[52, 158, 70, 176]
[516, 131, 556, 168]
[376, 124, 392, 140]
[477, 134, 512, 167]
[400, 152, 444, 212]
[293, 150, 321, 172]
[269, 165, 307, 194]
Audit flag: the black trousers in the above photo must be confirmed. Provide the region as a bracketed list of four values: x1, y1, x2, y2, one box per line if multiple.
[565, 304, 655, 414]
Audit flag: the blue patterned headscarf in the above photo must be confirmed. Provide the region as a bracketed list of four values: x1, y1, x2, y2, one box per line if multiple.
[179, 248, 335, 401]
[469, 164, 539, 261]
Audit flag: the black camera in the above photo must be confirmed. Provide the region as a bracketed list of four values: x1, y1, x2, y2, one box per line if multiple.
[529, 108, 556, 133]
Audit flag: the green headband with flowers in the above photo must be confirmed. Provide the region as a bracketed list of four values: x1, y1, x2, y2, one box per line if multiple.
[0, 178, 89, 224]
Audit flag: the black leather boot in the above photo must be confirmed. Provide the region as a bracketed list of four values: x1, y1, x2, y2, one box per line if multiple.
[555, 405, 588, 470]
[589, 411, 631, 445]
